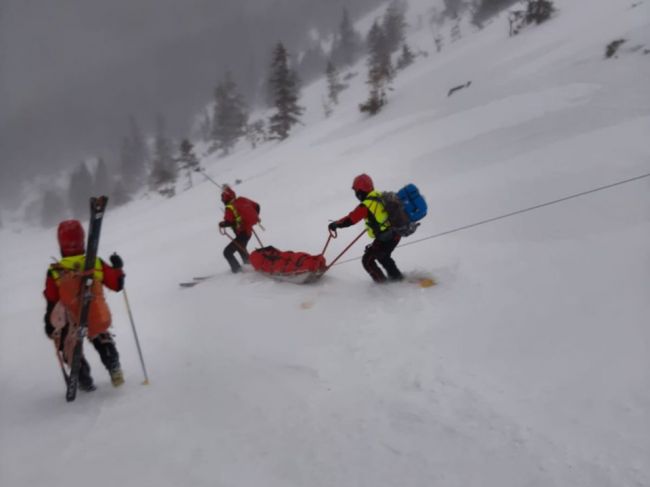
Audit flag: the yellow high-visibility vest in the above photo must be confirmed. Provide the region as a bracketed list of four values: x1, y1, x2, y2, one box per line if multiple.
[49, 255, 104, 282]
[362, 191, 390, 238]
[226, 203, 242, 229]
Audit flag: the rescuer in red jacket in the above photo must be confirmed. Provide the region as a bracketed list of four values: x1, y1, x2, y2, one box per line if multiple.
[43, 220, 126, 391]
[218, 185, 261, 273]
[328, 174, 403, 283]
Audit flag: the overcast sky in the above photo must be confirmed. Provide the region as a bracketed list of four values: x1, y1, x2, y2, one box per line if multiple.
[0, 0, 381, 208]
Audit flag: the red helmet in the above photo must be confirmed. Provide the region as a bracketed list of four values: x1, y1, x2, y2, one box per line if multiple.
[221, 185, 236, 204]
[352, 173, 374, 193]
[57, 220, 85, 257]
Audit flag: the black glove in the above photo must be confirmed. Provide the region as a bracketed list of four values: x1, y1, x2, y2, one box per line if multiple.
[110, 253, 123, 269]
[44, 320, 55, 338]
[219, 221, 229, 228]
[44, 302, 55, 338]
[328, 222, 338, 232]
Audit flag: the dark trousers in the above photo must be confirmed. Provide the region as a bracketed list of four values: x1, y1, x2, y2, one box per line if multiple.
[57, 327, 120, 387]
[362, 234, 403, 283]
[224, 232, 251, 273]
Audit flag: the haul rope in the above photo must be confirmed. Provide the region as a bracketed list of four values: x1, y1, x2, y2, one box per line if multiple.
[335, 171, 650, 266]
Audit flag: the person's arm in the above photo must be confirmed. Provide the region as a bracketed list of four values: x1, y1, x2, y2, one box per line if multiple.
[102, 256, 125, 292]
[329, 204, 368, 230]
[43, 270, 59, 337]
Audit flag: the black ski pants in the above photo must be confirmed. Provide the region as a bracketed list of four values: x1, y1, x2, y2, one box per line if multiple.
[224, 232, 251, 273]
[55, 327, 121, 386]
[362, 234, 403, 283]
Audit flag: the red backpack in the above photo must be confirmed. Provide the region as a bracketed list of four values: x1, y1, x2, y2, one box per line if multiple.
[233, 197, 260, 232]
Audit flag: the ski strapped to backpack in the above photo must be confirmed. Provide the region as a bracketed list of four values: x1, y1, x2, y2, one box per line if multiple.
[368, 183, 428, 238]
[66, 196, 108, 402]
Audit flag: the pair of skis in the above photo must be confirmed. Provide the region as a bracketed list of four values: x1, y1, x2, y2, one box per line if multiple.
[64, 196, 108, 402]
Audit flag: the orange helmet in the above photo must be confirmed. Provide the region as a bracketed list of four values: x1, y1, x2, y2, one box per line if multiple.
[352, 173, 374, 193]
[57, 220, 85, 257]
[221, 185, 236, 204]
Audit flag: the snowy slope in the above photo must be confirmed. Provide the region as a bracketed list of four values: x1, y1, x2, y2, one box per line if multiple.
[2, 0, 650, 486]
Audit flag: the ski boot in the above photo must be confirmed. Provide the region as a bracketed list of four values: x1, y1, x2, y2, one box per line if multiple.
[109, 368, 125, 387]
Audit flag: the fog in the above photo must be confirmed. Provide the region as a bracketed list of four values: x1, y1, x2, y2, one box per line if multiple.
[0, 0, 381, 208]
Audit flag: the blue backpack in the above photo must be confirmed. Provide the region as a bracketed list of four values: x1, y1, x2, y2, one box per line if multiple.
[369, 183, 427, 239]
[398, 184, 427, 222]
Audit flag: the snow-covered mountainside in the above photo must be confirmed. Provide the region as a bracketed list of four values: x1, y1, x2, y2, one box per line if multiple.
[1, 0, 649, 485]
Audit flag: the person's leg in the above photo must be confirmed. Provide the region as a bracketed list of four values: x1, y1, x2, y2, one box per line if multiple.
[223, 240, 242, 273]
[377, 236, 403, 281]
[362, 240, 387, 283]
[91, 333, 124, 386]
[235, 233, 251, 264]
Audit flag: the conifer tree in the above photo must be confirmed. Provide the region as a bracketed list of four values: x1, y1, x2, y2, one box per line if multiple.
[149, 113, 176, 197]
[119, 115, 148, 195]
[331, 7, 363, 67]
[472, 0, 519, 26]
[396, 44, 415, 70]
[382, 0, 408, 54]
[68, 161, 93, 219]
[211, 72, 248, 156]
[177, 139, 200, 189]
[268, 43, 304, 140]
[525, 0, 554, 25]
[360, 22, 393, 115]
[326, 60, 347, 106]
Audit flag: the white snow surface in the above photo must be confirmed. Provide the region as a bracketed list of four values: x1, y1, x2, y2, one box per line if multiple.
[2, 1, 650, 485]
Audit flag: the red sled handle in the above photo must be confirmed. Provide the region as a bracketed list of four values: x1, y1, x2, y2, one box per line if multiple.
[323, 229, 365, 272]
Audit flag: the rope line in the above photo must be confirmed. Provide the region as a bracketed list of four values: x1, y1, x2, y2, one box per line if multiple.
[334, 171, 650, 267]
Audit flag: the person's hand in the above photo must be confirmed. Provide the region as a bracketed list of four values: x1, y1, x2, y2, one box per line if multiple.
[44, 321, 55, 338]
[328, 222, 338, 232]
[110, 253, 123, 269]
[219, 221, 228, 228]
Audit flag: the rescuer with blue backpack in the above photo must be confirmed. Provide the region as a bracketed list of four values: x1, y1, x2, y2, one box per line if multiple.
[328, 174, 427, 283]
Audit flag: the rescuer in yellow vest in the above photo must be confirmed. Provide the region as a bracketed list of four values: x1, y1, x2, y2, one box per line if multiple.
[328, 174, 403, 283]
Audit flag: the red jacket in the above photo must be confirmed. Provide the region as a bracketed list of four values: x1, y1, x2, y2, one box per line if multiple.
[44, 259, 124, 304]
[335, 204, 369, 228]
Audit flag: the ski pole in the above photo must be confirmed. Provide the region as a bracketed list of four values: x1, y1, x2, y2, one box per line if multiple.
[122, 287, 150, 385]
[324, 229, 365, 271]
[252, 228, 264, 248]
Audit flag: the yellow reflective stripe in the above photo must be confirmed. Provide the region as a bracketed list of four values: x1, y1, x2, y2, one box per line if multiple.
[226, 203, 242, 228]
[50, 255, 104, 281]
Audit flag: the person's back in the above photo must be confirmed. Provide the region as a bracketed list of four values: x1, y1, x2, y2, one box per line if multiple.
[219, 186, 261, 273]
[43, 220, 126, 390]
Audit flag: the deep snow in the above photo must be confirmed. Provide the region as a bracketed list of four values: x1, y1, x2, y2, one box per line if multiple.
[1, 0, 649, 486]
